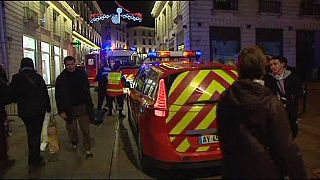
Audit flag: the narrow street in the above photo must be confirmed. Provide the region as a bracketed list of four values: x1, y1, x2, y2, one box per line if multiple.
[1, 83, 320, 179]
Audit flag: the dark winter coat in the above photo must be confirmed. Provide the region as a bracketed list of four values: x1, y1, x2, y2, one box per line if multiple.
[264, 70, 303, 122]
[55, 67, 93, 115]
[217, 79, 307, 179]
[10, 68, 51, 118]
[0, 75, 11, 121]
[96, 66, 111, 91]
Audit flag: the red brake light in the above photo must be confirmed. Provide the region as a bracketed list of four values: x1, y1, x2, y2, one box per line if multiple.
[154, 79, 167, 117]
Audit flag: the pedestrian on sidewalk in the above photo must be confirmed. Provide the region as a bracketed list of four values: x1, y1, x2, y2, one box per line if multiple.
[264, 56, 303, 138]
[217, 46, 307, 179]
[0, 64, 15, 172]
[96, 61, 111, 111]
[55, 56, 94, 159]
[10, 58, 51, 167]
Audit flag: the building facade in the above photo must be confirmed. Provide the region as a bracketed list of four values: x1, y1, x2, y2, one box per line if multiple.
[127, 26, 156, 59]
[0, 1, 102, 85]
[152, 0, 320, 81]
[101, 19, 127, 50]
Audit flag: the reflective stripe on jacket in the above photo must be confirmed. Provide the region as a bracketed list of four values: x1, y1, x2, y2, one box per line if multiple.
[107, 71, 124, 97]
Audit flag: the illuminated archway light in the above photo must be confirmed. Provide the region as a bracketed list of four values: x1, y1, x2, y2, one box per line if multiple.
[90, 8, 142, 24]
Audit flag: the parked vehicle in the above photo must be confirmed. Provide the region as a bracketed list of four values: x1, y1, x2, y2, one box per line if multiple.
[126, 50, 238, 177]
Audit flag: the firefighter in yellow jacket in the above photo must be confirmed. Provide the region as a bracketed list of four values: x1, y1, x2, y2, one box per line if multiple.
[106, 58, 126, 118]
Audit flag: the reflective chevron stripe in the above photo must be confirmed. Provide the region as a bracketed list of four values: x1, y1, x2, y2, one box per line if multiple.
[166, 69, 237, 153]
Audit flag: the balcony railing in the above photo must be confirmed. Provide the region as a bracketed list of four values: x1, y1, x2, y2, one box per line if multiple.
[259, 0, 282, 13]
[213, 0, 238, 10]
[24, 7, 38, 24]
[300, 1, 320, 16]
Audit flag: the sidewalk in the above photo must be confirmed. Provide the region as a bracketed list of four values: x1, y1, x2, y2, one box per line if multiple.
[295, 82, 320, 178]
[1, 89, 149, 179]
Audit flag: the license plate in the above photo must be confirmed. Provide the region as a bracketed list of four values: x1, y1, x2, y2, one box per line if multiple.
[199, 134, 219, 144]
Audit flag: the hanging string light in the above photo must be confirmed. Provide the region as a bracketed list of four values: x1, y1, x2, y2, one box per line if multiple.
[90, 1, 142, 24]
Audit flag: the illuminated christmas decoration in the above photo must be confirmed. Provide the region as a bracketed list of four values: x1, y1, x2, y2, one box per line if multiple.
[90, 7, 142, 24]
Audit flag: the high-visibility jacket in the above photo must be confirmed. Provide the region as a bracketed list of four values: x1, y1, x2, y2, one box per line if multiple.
[107, 71, 124, 97]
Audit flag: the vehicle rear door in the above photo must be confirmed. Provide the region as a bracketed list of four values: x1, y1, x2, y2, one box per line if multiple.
[165, 68, 238, 154]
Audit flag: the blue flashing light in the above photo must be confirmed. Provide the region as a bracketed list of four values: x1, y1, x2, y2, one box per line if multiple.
[131, 47, 137, 51]
[195, 60, 204, 65]
[195, 50, 203, 57]
[153, 61, 161, 66]
[147, 51, 157, 58]
[103, 46, 111, 51]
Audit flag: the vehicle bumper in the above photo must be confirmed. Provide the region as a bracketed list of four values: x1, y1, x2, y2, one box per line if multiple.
[143, 154, 222, 170]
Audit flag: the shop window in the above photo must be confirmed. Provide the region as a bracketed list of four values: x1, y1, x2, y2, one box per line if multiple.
[54, 46, 61, 79]
[210, 26, 240, 64]
[23, 35, 36, 66]
[41, 41, 51, 85]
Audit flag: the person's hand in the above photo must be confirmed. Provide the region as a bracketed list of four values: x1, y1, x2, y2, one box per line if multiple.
[59, 112, 67, 120]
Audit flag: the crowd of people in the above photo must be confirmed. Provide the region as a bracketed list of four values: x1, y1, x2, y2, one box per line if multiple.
[0, 47, 308, 178]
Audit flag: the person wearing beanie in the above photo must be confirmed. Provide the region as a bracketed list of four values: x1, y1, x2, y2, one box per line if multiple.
[10, 58, 51, 168]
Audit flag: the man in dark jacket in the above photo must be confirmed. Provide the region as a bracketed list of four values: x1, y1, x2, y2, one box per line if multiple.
[96, 61, 111, 111]
[10, 58, 51, 167]
[0, 64, 15, 172]
[264, 56, 303, 138]
[55, 56, 93, 159]
[217, 46, 307, 179]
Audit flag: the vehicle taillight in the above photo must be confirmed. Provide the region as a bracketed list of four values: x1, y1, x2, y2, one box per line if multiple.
[154, 79, 167, 117]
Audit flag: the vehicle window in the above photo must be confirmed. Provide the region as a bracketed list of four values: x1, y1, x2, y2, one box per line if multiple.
[134, 66, 150, 92]
[142, 70, 159, 98]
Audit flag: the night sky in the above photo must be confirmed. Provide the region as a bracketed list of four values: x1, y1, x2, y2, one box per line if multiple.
[97, 1, 155, 28]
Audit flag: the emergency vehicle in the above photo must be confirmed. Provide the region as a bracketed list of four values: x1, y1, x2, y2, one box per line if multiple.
[84, 49, 141, 87]
[102, 49, 141, 89]
[126, 50, 238, 177]
[84, 53, 100, 86]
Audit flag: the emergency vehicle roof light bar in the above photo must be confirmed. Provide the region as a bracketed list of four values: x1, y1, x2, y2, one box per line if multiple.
[147, 50, 202, 58]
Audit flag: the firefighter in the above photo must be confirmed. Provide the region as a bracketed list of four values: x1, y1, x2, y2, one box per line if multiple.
[106, 58, 126, 118]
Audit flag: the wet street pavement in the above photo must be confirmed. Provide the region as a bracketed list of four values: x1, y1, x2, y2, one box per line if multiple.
[1, 83, 320, 179]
